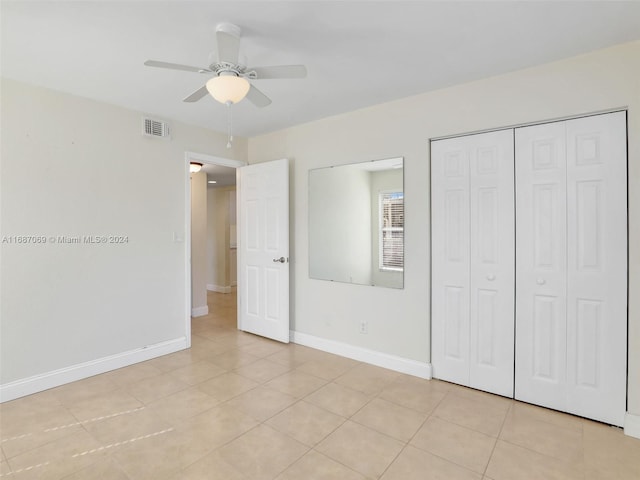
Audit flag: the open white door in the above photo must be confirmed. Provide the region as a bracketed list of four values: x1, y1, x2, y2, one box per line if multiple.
[237, 159, 290, 343]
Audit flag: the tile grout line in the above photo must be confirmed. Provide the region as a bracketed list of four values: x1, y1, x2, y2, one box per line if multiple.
[376, 383, 452, 479]
[482, 400, 514, 477]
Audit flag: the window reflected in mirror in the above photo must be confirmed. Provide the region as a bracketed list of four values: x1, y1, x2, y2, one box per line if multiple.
[308, 157, 404, 288]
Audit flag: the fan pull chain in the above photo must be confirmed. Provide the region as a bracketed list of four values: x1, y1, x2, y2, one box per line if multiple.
[226, 100, 233, 149]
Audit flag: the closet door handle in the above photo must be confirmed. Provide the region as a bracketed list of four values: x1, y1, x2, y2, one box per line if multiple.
[486, 274, 496, 281]
[536, 278, 546, 285]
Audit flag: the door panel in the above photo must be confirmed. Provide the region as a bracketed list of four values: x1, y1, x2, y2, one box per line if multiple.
[469, 130, 515, 397]
[238, 159, 290, 343]
[432, 142, 470, 386]
[432, 130, 514, 396]
[532, 294, 562, 382]
[515, 121, 568, 409]
[565, 112, 627, 426]
[516, 112, 627, 426]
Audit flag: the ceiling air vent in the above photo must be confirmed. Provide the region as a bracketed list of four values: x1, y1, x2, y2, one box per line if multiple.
[143, 117, 170, 138]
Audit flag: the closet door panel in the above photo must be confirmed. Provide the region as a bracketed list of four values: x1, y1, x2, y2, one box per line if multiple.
[565, 112, 627, 426]
[469, 130, 515, 397]
[431, 140, 471, 385]
[515, 122, 568, 409]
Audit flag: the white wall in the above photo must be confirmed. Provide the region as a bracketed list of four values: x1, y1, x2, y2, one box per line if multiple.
[0, 78, 247, 397]
[248, 41, 640, 415]
[190, 171, 207, 314]
[206, 186, 235, 292]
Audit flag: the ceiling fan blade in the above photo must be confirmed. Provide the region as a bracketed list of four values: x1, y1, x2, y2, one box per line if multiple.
[216, 28, 240, 64]
[144, 60, 210, 73]
[245, 84, 272, 108]
[183, 85, 209, 103]
[249, 65, 307, 79]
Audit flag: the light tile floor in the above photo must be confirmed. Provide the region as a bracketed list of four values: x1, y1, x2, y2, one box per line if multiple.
[1, 289, 639, 479]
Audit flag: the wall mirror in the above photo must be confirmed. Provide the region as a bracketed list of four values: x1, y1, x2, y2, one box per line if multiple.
[309, 157, 404, 288]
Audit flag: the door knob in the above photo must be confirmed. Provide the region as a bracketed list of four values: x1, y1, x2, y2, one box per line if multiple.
[486, 274, 496, 281]
[536, 278, 546, 285]
[273, 257, 286, 263]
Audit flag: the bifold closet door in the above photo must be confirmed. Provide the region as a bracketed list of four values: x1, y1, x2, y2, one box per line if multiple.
[431, 130, 515, 397]
[515, 112, 627, 426]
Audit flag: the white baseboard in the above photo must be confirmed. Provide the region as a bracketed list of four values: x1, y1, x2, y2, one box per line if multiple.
[0, 337, 188, 403]
[207, 284, 231, 294]
[191, 305, 209, 316]
[624, 412, 640, 439]
[290, 331, 432, 380]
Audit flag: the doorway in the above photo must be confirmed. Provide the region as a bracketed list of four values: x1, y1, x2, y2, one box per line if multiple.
[185, 151, 246, 347]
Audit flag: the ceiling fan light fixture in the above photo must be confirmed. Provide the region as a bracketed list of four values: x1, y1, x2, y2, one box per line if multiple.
[206, 75, 250, 104]
[190, 162, 203, 173]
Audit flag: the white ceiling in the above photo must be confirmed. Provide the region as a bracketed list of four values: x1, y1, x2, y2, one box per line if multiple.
[201, 163, 236, 187]
[2, 1, 640, 138]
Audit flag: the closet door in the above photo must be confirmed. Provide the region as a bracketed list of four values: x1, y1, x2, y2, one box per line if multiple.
[432, 130, 514, 396]
[431, 138, 471, 387]
[514, 121, 568, 409]
[565, 112, 627, 426]
[469, 130, 515, 397]
[515, 112, 627, 426]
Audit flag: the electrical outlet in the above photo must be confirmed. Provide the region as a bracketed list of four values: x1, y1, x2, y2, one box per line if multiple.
[359, 320, 368, 334]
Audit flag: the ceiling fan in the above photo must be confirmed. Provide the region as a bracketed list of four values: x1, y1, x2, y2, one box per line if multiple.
[144, 23, 307, 108]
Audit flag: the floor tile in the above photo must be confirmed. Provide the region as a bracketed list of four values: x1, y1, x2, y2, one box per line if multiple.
[352, 397, 427, 442]
[197, 372, 259, 402]
[583, 420, 640, 479]
[147, 387, 220, 424]
[266, 400, 345, 446]
[65, 388, 143, 422]
[82, 406, 172, 451]
[378, 375, 449, 414]
[335, 363, 400, 395]
[7, 429, 108, 480]
[316, 420, 404, 478]
[216, 425, 309, 480]
[506, 402, 582, 432]
[102, 361, 165, 387]
[305, 382, 371, 417]
[411, 416, 496, 474]
[223, 386, 297, 421]
[188, 335, 233, 359]
[0, 460, 12, 478]
[60, 457, 131, 480]
[448, 383, 513, 410]
[211, 331, 261, 349]
[295, 355, 359, 380]
[500, 404, 583, 462]
[146, 350, 198, 372]
[170, 450, 248, 480]
[381, 445, 482, 480]
[1, 402, 84, 459]
[167, 360, 227, 385]
[207, 350, 260, 370]
[238, 338, 288, 358]
[3, 288, 638, 480]
[47, 374, 118, 406]
[110, 426, 194, 480]
[265, 370, 328, 398]
[486, 440, 584, 480]
[125, 373, 190, 404]
[433, 391, 509, 437]
[233, 358, 292, 383]
[266, 344, 329, 368]
[275, 450, 367, 480]
[177, 404, 260, 450]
